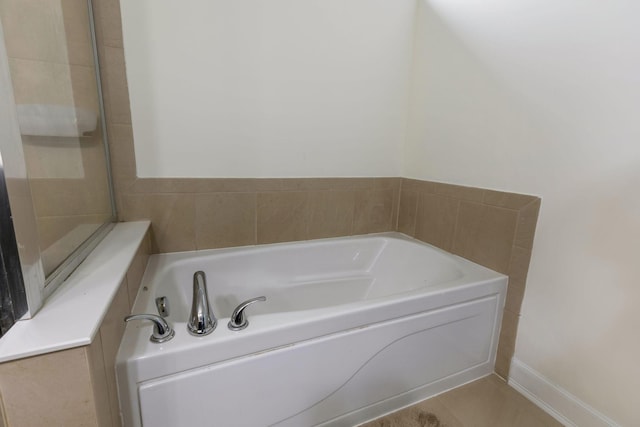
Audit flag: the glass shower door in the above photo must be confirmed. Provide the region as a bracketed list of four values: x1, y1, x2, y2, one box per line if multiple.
[0, 0, 116, 321]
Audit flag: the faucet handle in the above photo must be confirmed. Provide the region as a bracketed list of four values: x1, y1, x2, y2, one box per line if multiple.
[228, 296, 266, 331]
[125, 314, 175, 343]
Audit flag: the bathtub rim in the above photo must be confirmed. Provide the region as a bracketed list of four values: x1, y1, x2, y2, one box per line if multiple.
[117, 232, 507, 378]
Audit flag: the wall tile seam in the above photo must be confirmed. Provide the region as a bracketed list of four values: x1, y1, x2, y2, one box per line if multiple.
[101, 40, 123, 49]
[511, 211, 538, 253]
[123, 188, 398, 196]
[407, 191, 419, 236]
[481, 196, 540, 210]
[507, 247, 533, 280]
[395, 185, 418, 235]
[94, 331, 118, 427]
[108, 119, 132, 126]
[194, 193, 258, 250]
[502, 308, 522, 324]
[0, 389, 7, 427]
[520, 197, 542, 209]
[348, 207, 357, 237]
[512, 203, 541, 251]
[448, 198, 463, 253]
[125, 181, 403, 194]
[458, 199, 522, 214]
[35, 213, 113, 219]
[106, 112, 132, 123]
[7, 55, 96, 69]
[82, 344, 109, 427]
[305, 193, 356, 239]
[416, 181, 483, 198]
[391, 185, 401, 232]
[253, 192, 258, 246]
[124, 273, 136, 309]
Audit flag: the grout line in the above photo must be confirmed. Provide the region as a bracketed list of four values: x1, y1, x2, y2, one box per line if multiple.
[253, 192, 258, 245]
[449, 199, 462, 252]
[409, 186, 419, 236]
[394, 180, 403, 231]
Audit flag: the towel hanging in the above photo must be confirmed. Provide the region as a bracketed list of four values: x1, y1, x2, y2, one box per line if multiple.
[16, 104, 98, 138]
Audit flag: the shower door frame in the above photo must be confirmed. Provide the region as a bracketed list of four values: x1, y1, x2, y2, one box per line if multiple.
[0, 0, 118, 322]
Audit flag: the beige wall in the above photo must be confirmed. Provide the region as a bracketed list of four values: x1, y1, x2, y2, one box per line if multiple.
[404, 0, 639, 425]
[0, 234, 149, 427]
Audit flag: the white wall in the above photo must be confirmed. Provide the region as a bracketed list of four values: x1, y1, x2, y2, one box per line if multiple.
[120, 0, 416, 178]
[404, 0, 640, 425]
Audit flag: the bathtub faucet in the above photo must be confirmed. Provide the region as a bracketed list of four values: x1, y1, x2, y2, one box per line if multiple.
[228, 296, 266, 331]
[188, 271, 217, 336]
[124, 313, 175, 343]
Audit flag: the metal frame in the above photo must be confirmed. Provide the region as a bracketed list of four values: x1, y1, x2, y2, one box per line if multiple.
[0, 151, 28, 336]
[39, 0, 118, 296]
[43, 222, 115, 298]
[87, 0, 118, 220]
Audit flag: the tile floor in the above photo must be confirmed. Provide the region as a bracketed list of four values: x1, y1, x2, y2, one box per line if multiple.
[361, 375, 563, 427]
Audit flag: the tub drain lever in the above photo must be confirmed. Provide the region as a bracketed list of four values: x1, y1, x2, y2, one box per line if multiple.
[228, 296, 266, 331]
[125, 314, 175, 343]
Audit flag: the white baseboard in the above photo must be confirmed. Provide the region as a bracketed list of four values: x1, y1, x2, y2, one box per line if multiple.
[508, 358, 619, 427]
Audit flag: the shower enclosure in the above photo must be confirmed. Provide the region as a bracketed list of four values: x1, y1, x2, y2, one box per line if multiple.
[0, 0, 116, 335]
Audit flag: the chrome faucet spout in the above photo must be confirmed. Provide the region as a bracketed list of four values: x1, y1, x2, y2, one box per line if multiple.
[187, 271, 217, 336]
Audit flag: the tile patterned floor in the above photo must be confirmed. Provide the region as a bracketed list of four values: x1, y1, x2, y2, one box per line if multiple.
[361, 375, 563, 427]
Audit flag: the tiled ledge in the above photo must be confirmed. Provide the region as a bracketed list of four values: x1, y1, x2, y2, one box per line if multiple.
[0, 220, 150, 363]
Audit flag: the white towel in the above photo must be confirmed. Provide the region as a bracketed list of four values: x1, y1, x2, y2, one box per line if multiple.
[16, 104, 98, 137]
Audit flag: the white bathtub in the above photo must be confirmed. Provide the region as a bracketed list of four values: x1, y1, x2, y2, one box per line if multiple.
[117, 233, 507, 427]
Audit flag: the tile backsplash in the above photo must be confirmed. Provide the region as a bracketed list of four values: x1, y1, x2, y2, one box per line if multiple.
[398, 179, 541, 378]
[119, 178, 400, 253]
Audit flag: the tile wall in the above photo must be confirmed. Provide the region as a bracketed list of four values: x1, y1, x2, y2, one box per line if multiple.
[0, 233, 149, 427]
[398, 179, 540, 378]
[120, 178, 400, 253]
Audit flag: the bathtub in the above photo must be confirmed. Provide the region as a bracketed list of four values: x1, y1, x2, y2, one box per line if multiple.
[116, 233, 507, 427]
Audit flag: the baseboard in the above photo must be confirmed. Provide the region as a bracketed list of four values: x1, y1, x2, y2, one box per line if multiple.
[508, 358, 619, 427]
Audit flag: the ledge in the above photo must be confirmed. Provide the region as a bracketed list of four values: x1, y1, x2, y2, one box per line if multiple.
[0, 221, 150, 363]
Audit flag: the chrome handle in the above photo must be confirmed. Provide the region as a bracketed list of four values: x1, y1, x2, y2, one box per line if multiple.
[125, 314, 175, 343]
[228, 296, 266, 331]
